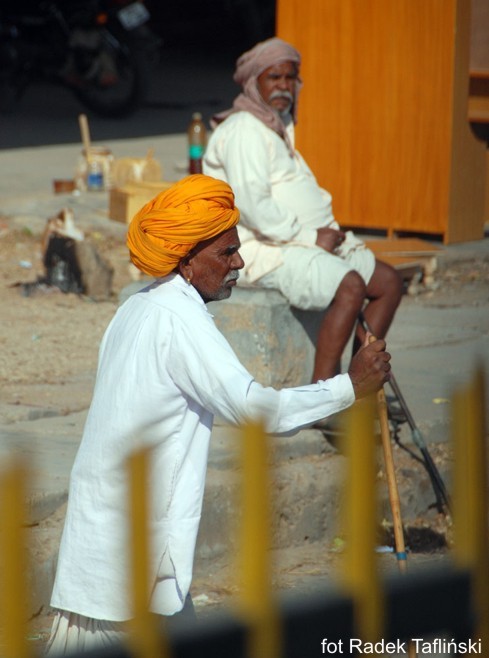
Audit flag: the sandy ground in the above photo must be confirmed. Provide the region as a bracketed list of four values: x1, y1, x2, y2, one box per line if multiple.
[1, 211, 487, 652]
[2, 217, 487, 411]
[0, 224, 127, 413]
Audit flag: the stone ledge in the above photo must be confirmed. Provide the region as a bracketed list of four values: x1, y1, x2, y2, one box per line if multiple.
[209, 424, 333, 470]
[196, 451, 347, 562]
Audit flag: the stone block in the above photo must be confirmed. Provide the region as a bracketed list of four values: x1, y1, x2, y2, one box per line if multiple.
[208, 286, 322, 388]
[74, 241, 114, 300]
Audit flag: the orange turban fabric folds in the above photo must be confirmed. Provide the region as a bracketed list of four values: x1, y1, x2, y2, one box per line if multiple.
[127, 174, 240, 278]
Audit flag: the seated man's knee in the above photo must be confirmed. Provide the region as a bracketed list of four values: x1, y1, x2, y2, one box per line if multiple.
[335, 271, 366, 307]
[393, 268, 404, 295]
[384, 265, 404, 302]
[368, 261, 403, 304]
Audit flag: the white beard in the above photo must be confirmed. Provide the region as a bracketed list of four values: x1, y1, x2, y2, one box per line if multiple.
[280, 110, 293, 125]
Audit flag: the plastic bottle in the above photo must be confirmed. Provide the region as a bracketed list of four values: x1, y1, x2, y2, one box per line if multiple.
[86, 158, 104, 191]
[187, 112, 207, 174]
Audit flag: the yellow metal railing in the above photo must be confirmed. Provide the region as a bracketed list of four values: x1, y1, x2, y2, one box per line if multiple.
[0, 457, 31, 658]
[0, 368, 486, 657]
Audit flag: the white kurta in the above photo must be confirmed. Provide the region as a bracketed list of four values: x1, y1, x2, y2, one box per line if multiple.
[50, 274, 355, 621]
[203, 111, 374, 299]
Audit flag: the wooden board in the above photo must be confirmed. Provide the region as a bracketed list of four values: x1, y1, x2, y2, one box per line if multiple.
[365, 237, 443, 256]
[365, 237, 441, 285]
[109, 181, 173, 224]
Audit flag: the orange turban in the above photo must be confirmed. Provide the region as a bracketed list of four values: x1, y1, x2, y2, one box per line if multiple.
[127, 174, 240, 277]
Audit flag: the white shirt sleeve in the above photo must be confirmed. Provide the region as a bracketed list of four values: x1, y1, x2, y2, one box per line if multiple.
[166, 310, 355, 434]
[205, 119, 317, 247]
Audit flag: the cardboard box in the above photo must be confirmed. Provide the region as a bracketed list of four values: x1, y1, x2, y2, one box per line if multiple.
[109, 180, 173, 224]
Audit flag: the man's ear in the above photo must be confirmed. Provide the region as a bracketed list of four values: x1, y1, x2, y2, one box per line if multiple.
[178, 257, 192, 283]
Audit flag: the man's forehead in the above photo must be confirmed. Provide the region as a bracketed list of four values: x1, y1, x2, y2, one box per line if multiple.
[193, 226, 240, 254]
[214, 226, 240, 247]
[261, 60, 298, 75]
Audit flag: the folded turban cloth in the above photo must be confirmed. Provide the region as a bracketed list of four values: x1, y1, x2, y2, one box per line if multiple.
[211, 38, 302, 155]
[127, 174, 240, 278]
[233, 37, 301, 92]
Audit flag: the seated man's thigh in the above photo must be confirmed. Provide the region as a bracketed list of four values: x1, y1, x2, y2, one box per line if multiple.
[258, 245, 357, 311]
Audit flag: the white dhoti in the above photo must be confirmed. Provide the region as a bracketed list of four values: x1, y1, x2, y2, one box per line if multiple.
[241, 231, 376, 311]
[45, 611, 127, 656]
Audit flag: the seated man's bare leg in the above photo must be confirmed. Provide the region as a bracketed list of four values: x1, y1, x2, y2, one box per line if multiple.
[353, 260, 403, 353]
[312, 271, 366, 382]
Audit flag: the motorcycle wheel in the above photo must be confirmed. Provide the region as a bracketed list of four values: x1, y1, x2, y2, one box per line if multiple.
[72, 29, 145, 118]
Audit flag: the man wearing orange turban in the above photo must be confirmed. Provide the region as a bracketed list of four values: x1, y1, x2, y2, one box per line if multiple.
[47, 174, 391, 654]
[127, 173, 240, 279]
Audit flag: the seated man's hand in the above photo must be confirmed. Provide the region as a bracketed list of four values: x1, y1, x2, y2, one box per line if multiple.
[348, 336, 391, 399]
[316, 227, 346, 253]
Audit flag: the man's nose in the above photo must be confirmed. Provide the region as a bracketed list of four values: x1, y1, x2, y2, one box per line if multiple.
[232, 251, 245, 270]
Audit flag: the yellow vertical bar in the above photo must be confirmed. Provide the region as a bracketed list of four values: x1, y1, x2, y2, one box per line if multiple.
[341, 400, 384, 642]
[452, 367, 489, 648]
[238, 420, 280, 658]
[0, 455, 31, 658]
[127, 447, 169, 658]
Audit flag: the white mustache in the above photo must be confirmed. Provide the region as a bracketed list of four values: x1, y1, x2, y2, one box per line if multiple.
[269, 91, 294, 103]
[225, 271, 240, 283]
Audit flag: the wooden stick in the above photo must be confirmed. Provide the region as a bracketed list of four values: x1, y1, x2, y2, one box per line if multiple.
[78, 113, 92, 160]
[377, 386, 408, 573]
[370, 335, 416, 656]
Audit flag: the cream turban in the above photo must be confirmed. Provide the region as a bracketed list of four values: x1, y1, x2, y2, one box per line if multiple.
[211, 38, 302, 154]
[127, 174, 240, 278]
[233, 37, 301, 87]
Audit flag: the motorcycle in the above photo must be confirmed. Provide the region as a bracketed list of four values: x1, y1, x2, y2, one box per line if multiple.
[0, 0, 160, 117]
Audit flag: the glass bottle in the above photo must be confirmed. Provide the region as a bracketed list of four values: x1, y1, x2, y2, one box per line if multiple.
[187, 112, 207, 175]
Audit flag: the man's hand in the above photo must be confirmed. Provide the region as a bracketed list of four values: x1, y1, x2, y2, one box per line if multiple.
[316, 227, 346, 253]
[348, 334, 391, 399]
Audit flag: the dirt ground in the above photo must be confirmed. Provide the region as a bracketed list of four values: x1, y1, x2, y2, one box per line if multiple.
[1, 217, 488, 414]
[1, 214, 488, 651]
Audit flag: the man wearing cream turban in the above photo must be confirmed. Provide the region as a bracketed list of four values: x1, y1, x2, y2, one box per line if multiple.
[204, 38, 403, 393]
[47, 174, 391, 653]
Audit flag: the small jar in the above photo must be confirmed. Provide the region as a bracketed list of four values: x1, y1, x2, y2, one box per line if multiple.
[75, 147, 114, 192]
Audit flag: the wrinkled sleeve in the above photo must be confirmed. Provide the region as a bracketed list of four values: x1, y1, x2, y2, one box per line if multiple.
[205, 122, 316, 246]
[166, 312, 354, 434]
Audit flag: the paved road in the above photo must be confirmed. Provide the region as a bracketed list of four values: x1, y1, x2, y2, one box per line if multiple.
[0, 45, 238, 150]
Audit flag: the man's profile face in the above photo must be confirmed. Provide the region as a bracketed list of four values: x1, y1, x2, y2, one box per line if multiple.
[257, 60, 298, 115]
[186, 227, 244, 303]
